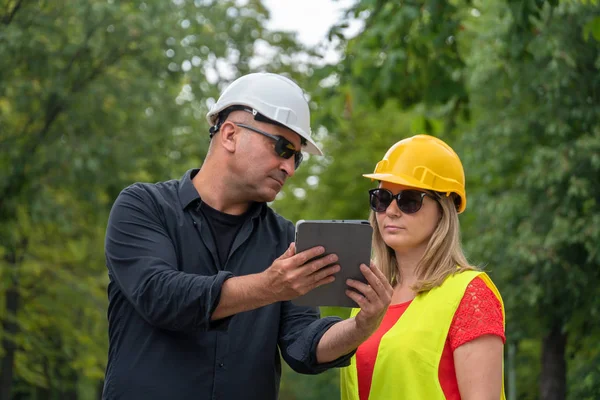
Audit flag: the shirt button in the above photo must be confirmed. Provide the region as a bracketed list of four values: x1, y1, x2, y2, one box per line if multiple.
[219, 363, 224, 368]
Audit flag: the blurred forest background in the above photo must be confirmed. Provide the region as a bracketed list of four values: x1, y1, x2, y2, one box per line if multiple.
[1, 0, 600, 399]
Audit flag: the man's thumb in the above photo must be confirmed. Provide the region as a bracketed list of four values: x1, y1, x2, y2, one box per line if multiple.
[279, 242, 296, 259]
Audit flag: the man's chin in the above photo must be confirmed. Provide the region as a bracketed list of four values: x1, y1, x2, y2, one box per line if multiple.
[264, 192, 280, 203]
[264, 178, 285, 198]
[257, 187, 281, 203]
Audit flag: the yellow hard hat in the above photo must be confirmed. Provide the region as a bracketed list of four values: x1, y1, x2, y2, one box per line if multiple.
[363, 134, 467, 213]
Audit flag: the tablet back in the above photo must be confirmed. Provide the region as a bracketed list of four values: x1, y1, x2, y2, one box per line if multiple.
[292, 220, 373, 308]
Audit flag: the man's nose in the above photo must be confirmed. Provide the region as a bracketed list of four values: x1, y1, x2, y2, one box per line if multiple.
[280, 156, 295, 178]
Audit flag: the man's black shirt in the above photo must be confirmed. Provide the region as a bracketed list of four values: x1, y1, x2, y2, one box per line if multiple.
[197, 200, 248, 267]
[102, 169, 352, 400]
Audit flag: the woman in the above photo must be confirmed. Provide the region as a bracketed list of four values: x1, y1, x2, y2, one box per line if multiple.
[341, 135, 506, 400]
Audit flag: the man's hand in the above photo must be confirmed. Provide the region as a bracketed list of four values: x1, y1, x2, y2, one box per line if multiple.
[262, 242, 340, 302]
[345, 262, 393, 337]
[212, 243, 338, 320]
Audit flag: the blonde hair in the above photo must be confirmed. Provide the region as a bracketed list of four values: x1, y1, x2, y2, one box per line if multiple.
[369, 192, 477, 293]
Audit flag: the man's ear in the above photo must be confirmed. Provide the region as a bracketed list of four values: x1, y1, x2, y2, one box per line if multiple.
[218, 121, 238, 153]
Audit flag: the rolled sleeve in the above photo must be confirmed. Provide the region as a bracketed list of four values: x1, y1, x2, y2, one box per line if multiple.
[278, 302, 355, 374]
[106, 186, 233, 332]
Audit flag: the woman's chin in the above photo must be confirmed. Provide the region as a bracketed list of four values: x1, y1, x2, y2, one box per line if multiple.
[384, 237, 414, 253]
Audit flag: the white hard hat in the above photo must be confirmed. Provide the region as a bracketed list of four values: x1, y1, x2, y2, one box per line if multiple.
[206, 72, 323, 156]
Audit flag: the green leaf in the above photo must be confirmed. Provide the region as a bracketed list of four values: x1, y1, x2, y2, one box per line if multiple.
[583, 16, 600, 42]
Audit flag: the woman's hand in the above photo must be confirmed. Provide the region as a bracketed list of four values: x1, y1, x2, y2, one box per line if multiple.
[346, 261, 393, 337]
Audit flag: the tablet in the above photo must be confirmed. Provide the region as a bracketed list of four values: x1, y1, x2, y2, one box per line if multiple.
[292, 219, 373, 308]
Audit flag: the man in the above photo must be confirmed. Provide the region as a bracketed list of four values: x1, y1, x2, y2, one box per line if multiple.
[102, 73, 392, 400]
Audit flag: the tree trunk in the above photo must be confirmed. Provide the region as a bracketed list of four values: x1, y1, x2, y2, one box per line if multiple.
[0, 244, 25, 400]
[540, 324, 567, 400]
[62, 383, 78, 400]
[0, 284, 20, 400]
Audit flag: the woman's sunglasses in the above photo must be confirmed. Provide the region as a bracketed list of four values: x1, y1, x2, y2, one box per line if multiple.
[234, 122, 303, 169]
[369, 188, 436, 214]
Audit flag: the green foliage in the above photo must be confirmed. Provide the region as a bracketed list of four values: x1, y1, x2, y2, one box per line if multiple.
[280, 362, 340, 400]
[514, 339, 541, 400]
[333, 0, 469, 110]
[568, 331, 600, 400]
[0, 0, 305, 398]
[462, 0, 600, 344]
[2, 0, 600, 398]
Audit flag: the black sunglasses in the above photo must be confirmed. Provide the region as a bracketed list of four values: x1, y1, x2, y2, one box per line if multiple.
[233, 122, 303, 169]
[369, 188, 436, 214]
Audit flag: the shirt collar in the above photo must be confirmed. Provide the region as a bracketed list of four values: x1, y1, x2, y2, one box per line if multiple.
[178, 169, 201, 210]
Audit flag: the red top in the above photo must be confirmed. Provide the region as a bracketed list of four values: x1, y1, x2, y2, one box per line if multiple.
[356, 277, 505, 400]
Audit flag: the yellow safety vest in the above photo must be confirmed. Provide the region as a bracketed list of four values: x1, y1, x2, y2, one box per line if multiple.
[340, 271, 506, 400]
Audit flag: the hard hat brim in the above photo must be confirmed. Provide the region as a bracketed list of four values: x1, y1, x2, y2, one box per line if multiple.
[362, 172, 434, 190]
[296, 131, 323, 156]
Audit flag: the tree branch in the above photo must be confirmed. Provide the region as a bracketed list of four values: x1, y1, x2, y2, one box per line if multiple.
[0, 41, 137, 213]
[2, 0, 24, 25]
[64, 15, 113, 75]
[71, 47, 135, 94]
[0, 100, 64, 213]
